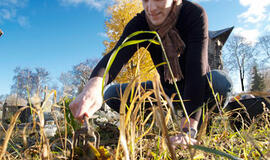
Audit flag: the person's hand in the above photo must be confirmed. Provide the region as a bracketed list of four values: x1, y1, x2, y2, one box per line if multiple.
[69, 77, 103, 123]
[170, 133, 197, 149]
[170, 117, 198, 149]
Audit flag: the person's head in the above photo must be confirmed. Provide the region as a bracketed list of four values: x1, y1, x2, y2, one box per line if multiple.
[142, 0, 179, 26]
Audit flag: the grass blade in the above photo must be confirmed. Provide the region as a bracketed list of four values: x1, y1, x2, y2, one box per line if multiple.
[0, 106, 29, 159]
[102, 31, 160, 95]
[192, 145, 243, 160]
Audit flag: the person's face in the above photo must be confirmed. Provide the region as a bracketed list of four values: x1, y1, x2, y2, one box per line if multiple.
[142, 0, 175, 26]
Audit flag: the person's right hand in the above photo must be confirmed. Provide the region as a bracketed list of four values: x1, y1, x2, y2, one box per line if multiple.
[69, 77, 104, 123]
[170, 133, 197, 149]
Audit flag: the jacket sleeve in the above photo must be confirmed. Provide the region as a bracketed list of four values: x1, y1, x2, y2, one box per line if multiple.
[89, 14, 147, 84]
[183, 4, 209, 118]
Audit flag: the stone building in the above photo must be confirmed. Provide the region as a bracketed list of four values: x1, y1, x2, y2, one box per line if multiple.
[208, 27, 234, 70]
[260, 67, 270, 91]
[2, 94, 27, 123]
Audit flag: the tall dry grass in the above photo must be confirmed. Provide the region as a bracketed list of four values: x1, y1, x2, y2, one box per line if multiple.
[0, 74, 270, 159]
[1, 73, 269, 159]
[0, 31, 269, 159]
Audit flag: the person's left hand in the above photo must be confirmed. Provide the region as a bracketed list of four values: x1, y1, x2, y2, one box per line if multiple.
[170, 133, 197, 149]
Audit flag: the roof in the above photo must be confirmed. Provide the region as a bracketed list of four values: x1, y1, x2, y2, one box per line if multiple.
[5, 94, 27, 106]
[209, 26, 234, 45]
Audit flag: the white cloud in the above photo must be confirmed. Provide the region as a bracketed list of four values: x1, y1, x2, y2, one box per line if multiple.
[17, 16, 30, 27]
[0, 0, 28, 25]
[233, 27, 260, 44]
[265, 25, 270, 32]
[0, 9, 16, 20]
[98, 32, 108, 38]
[0, 0, 27, 7]
[238, 0, 270, 24]
[58, 0, 114, 10]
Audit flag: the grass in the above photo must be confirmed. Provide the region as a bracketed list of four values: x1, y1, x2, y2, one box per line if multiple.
[0, 80, 269, 160]
[0, 31, 269, 159]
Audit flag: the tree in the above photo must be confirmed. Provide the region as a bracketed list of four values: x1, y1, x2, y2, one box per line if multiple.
[104, 0, 143, 54]
[59, 58, 99, 97]
[59, 72, 77, 97]
[11, 67, 34, 98]
[71, 58, 99, 93]
[11, 67, 50, 98]
[258, 34, 270, 58]
[104, 0, 156, 83]
[0, 94, 7, 104]
[32, 67, 50, 95]
[250, 65, 265, 91]
[223, 35, 256, 91]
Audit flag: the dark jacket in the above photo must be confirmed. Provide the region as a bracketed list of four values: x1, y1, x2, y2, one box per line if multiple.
[90, 0, 209, 117]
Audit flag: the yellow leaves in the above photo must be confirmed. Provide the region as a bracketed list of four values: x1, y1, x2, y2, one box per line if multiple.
[104, 0, 143, 54]
[193, 153, 206, 160]
[96, 146, 112, 160]
[114, 48, 157, 83]
[104, 0, 156, 83]
[74, 143, 112, 160]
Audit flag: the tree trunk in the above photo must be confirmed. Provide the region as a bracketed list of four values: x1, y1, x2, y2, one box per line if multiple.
[239, 69, 245, 91]
[241, 77, 245, 91]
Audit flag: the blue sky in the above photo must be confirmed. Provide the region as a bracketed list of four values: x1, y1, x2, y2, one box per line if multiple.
[0, 0, 270, 95]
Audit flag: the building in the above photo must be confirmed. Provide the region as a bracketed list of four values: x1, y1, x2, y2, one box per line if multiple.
[208, 27, 234, 70]
[260, 67, 270, 91]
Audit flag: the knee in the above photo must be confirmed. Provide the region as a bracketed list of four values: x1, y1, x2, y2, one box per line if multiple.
[104, 85, 116, 100]
[207, 70, 233, 97]
[104, 84, 120, 103]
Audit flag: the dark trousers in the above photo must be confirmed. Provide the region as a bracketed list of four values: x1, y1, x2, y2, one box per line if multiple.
[103, 70, 233, 118]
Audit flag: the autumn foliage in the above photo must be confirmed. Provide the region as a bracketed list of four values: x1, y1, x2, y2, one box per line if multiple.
[103, 0, 157, 83]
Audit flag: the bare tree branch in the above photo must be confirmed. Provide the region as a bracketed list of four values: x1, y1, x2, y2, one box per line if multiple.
[223, 35, 256, 91]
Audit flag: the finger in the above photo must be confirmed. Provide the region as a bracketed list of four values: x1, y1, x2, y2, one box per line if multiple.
[190, 138, 197, 144]
[170, 133, 184, 142]
[76, 101, 93, 121]
[80, 114, 89, 124]
[86, 101, 99, 118]
[171, 134, 196, 145]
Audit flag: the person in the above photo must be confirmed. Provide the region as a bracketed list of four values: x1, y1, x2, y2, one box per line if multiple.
[70, 0, 232, 147]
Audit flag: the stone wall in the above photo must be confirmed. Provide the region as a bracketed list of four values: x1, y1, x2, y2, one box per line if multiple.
[208, 38, 223, 70]
[261, 68, 270, 91]
[2, 104, 20, 123]
[208, 27, 234, 70]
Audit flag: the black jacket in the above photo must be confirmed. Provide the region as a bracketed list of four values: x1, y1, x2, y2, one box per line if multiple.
[90, 0, 209, 117]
